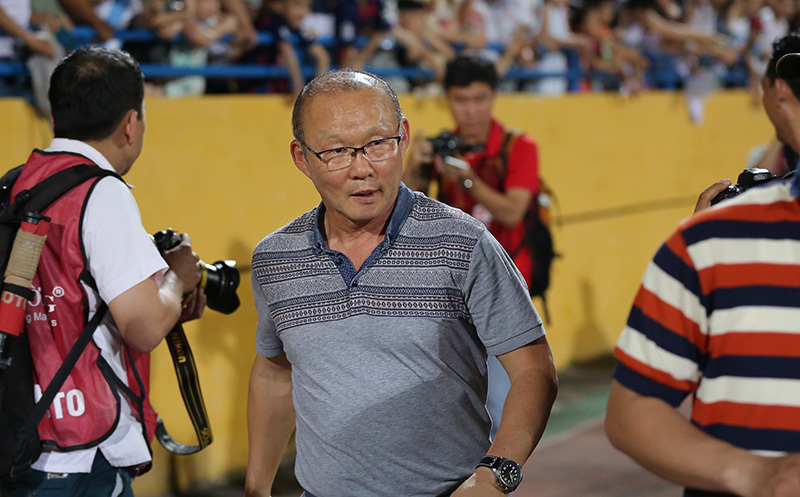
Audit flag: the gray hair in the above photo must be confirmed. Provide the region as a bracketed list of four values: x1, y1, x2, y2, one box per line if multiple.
[291, 69, 404, 143]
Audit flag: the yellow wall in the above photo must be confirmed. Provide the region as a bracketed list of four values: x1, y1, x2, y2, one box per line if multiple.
[0, 90, 773, 494]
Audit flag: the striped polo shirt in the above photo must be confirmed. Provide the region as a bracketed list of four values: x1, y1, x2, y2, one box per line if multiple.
[251, 185, 544, 496]
[615, 178, 800, 471]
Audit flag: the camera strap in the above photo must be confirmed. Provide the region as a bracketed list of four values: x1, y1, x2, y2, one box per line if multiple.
[155, 323, 213, 455]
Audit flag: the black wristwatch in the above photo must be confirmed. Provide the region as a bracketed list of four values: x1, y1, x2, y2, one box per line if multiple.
[476, 455, 522, 493]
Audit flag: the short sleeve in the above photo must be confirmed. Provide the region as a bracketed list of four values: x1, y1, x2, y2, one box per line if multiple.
[464, 231, 544, 356]
[82, 177, 168, 304]
[252, 264, 284, 358]
[504, 135, 539, 195]
[613, 229, 707, 407]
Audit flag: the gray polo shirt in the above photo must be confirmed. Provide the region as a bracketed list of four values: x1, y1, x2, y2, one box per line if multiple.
[252, 184, 544, 497]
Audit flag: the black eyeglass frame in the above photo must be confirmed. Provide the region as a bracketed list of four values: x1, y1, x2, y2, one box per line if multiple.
[301, 135, 403, 168]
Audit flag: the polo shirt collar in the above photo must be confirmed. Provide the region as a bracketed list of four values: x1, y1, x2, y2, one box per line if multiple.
[313, 183, 414, 252]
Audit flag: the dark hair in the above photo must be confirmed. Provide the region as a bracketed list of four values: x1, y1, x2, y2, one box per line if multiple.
[444, 54, 499, 90]
[767, 32, 800, 99]
[49, 47, 144, 141]
[291, 69, 403, 143]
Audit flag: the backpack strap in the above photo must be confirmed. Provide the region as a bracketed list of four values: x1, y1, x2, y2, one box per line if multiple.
[11, 165, 122, 218]
[11, 304, 108, 474]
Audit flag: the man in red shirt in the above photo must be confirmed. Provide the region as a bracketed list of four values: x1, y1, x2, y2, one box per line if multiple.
[403, 54, 541, 439]
[403, 54, 541, 289]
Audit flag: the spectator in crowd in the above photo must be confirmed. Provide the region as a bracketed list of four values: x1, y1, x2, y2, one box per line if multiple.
[393, 0, 456, 85]
[435, 0, 488, 52]
[577, 0, 649, 93]
[246, 66, 557, 497]
[403, 54, 542, 438]
[469, 0, 538, 77]
[158, 0, 239, 96]
[748, 0, 792, 78]
[606, 32, 800, 497]
[334, 0, 392, 69]
[529, 0, 592, 94]
[621, 0, 739, 65]
[248, 0, 330, 95]
[0, 0, 58, 96]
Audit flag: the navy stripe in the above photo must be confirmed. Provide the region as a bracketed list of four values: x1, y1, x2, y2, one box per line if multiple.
[701, 423, 800, 453]
[613, 364, 689, 407]
[709, 285, 800, 310]
[703, 356, 800, 379]
[683, 219, 800, 245]
[684, 489, 736, 497]
[627, 305, 704, 363]
[652, 242, 705, 307]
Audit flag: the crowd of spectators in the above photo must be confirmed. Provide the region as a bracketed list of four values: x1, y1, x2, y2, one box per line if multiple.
[0, 0, 798, 98]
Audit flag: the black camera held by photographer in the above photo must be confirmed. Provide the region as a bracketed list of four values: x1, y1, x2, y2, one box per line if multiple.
[422, 130, 481, 177]
[152, 229, 240, 314]
[710, 168, 791, 206]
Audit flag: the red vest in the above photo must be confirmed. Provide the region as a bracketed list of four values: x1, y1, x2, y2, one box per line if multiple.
[14, 150, 157, 451]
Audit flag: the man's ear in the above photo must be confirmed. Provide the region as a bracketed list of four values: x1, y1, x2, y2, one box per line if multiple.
[291, 140, 312, 178]
[122, 109, 139, 145]
[776, 78, 793, 102]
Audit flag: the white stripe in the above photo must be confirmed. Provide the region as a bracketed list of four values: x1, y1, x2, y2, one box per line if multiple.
[617, 326, 700, 382]
[641, 260, 708, 333]
[709, 306, 800, 335]
[689, 238, 800, 270]
[697, 376, 800, 407]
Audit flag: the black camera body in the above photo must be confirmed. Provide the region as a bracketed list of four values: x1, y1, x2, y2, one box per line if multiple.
[153, 229, 240, 314]
[710, 168, 780, 206]
[428, 131, 465, 159]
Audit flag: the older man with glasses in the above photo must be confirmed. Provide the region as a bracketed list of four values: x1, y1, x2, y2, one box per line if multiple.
[245, 68, 558, 497]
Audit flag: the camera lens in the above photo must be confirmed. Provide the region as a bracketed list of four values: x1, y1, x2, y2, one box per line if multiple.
[200, 260, 240, 314]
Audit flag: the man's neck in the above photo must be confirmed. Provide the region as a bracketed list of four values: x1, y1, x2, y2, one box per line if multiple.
[323, 208, 392, 271]
[460, 120, 493, 146]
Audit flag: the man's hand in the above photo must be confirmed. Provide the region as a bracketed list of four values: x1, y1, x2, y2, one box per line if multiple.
[179, 287, 206, 322]
[728, 453, 800, 497]
[26, 35, 56, 58]
[162, 232, 201, 294]
[693, 178, 731, 214]
[451, 468, 507, 497]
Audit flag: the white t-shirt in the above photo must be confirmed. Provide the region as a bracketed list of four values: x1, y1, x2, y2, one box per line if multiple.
[0, 0, 31, 59]
[32, 138, 168, 473]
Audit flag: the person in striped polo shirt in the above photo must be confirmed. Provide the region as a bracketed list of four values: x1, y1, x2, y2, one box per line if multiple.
[605, 33, 800, 497]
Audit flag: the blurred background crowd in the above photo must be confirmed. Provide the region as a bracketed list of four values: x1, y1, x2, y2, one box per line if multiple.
[0, 0, 795, 102]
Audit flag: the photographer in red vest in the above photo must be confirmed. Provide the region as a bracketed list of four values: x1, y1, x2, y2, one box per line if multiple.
[7, 47, 204, 497]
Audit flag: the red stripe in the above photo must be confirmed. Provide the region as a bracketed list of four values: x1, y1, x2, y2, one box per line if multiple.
[665, 231, 693, 268]
[698, 263, 800, 291]
[687, 200, 800, 226]
[693, 400, 800, 431]
[709, 332, 800, 358]
[633, 286, 707, 352]
[614, 348, 698, 392]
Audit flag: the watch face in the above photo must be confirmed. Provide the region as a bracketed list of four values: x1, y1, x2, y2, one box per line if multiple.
[498, 460, 522, 487]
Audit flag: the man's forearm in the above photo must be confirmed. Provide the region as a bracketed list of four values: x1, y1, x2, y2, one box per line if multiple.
[246, 354, 296, 497]
[605, 380, 764, 495]
[490, 338, 558, 463]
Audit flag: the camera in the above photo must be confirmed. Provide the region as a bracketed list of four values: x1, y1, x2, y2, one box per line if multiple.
[710, 168, 781, 206]
[152, 229, 240, 314]
[428, 131, 465, 159]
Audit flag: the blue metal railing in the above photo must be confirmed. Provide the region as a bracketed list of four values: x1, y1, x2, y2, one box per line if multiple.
[0, 26, 749, 92]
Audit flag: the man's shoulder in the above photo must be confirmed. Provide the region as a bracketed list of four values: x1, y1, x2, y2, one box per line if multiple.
[405, 192, 487, 238]
[678, 180, 798, 244]
[253, 209, 317, 258]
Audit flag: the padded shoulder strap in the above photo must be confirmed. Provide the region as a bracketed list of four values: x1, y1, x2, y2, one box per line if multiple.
[13, 165, 122, 216]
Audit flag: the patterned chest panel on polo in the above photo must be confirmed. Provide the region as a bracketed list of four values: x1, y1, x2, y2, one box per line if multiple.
[253, 197, 483, 333]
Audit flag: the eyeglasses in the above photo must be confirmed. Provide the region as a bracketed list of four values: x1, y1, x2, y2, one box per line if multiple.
[302, 135, 402, 171]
